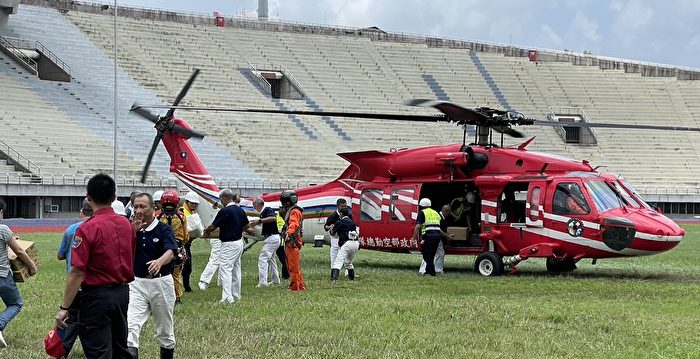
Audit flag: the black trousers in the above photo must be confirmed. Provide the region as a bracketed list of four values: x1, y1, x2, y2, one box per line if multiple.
[183, 241, 193, 290]
[276, 246, 290, 279]
[78, 284, 131, 359]
[421, 235, 442, 276]
[63, 290, 81, 355]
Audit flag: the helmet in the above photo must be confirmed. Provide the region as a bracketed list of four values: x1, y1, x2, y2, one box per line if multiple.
[184, 191, 200, 204]
[153, 190, 164, 202]
[419, 198, 432, 207]
[279, 190, 298, 207]
[111, 200, 126, 216]
[160, 189, 180, 209]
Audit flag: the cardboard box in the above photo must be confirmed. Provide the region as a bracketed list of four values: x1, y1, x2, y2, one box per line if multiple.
[7, 239, 40, 283]
[447, 226, 469, 241]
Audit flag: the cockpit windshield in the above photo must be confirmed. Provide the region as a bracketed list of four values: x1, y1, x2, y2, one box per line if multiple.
[611, 181, 640, 208]
[619, 180, 653, 210]
[584, 180, 627, 213]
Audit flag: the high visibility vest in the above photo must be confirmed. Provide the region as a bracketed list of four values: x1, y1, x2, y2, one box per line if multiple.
[276, 212, 285, 232]
[421, 208, 441, 235]
[452, 197, 467, 219]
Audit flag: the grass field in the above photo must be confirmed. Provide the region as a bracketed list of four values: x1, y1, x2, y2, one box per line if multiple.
[3, 226, 700, 358]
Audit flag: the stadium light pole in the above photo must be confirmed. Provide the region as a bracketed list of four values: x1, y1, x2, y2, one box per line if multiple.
[113, 0, 118, 188]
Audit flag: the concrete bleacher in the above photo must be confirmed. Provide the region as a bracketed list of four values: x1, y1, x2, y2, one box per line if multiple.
[1, 3, 699, 195]
[1, 5, 260, 181]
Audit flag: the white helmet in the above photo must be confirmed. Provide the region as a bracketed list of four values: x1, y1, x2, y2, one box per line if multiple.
[153, 190, 164, 202]
[184, 191, 200, 204]
[111, 200, 127, 216]
[419, 198, 432, 207]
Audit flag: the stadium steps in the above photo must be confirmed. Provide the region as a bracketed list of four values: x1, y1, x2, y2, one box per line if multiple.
[468, 52, 513, 111]
[2, 5, 260, 181]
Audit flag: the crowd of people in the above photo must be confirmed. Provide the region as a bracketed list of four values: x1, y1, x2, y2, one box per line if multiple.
[40, 174, 360, 358]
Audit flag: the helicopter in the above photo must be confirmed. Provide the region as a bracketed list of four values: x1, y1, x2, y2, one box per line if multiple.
[131, 69, 691, 276]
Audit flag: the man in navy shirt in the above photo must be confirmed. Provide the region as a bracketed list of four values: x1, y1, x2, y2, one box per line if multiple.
[204, 189, 254, 304]
[127, 193, 177, 359]
[330, 207, 359, 281]
[324, 198, 351, 269]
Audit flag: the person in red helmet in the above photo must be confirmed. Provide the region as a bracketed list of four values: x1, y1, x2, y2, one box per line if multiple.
[280, 190, 305, 291]
[156, 190, 189, 304]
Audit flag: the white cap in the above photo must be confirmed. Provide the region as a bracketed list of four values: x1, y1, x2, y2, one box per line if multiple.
[419, 198, 432, 207]
[153, 190, 164, 202]
[111, 200, 127, 216]
[184, 191, 200, 204]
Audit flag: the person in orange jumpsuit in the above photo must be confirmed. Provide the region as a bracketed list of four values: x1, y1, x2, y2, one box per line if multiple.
[280, 190, 305, 291]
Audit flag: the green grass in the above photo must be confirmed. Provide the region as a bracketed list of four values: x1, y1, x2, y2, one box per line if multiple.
[4, 226, 700, 358]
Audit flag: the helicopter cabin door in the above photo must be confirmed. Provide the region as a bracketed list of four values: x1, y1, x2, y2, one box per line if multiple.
[355, 184, 420, 251]
[496, 182, 530, 241]
[526, 181, 546, 228]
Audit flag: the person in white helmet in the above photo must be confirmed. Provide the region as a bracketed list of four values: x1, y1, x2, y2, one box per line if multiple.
[180, 191, 203, 292]
[153, 190, 164, 212]
[413, 198, 452, 276]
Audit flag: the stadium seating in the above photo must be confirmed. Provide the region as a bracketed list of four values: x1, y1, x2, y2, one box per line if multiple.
[0, 3, 699, 194]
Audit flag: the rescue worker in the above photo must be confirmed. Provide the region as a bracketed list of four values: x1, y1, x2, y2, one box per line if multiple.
[250, 198, 281, 287]
[413, 198, 451, 276]
[203, 189, 254, 303]
[280, 190, 305, 291]
[156, 190, 189, 304]
[566, 195, 588, 215]
[324, 198, 351, 270]
[127, 192, 178, 359]
[181, 191, 203, 292]
[419, 204, 453, 275]
[153, 190, 164, 212]
[276, 207, 290, 280]
[330, 207, 359, 282]
[55, 173, 134, 358]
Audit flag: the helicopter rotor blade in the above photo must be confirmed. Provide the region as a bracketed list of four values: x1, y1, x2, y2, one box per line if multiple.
[167, 68, 200, 118]
[406, 99, 489, 125]
[141, 133, 163, 183]
[130, 104, 446, 122]
[172, 123, 206, 139]
[130, 103, 160, 124]
[532, 120, 700, 133]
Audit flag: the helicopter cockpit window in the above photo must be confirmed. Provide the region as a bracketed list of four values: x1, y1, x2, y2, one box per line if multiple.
[360, 189, 383, 221]
[553, 183, 590, 215]
[611, 181, 640, 208]
[585, 180, 626, 213]
[620, 181, 653, 210]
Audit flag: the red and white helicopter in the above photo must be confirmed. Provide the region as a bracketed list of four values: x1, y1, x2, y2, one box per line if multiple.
[131, 69, 691, 276]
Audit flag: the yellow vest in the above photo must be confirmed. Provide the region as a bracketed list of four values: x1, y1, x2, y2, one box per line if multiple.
[276, 212, 285, 232]
[421, 208, 441, 235]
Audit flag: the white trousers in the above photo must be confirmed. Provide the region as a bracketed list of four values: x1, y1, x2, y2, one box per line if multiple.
[332, 241, 359, 270]
[419, 241, 445, 274]
[199, 238, 221, 285]
[258, 234, 281, 285]
[330, 235, 340, 268]
[127, 275, 176, 349]
[219, 240, 244, 302]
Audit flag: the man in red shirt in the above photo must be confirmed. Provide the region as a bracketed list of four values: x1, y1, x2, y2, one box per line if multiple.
[54, 173, 135, 359]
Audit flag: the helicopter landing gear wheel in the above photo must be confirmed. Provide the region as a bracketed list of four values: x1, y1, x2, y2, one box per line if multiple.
[546, 257, 578, 273]
[474, 252, 504, 277]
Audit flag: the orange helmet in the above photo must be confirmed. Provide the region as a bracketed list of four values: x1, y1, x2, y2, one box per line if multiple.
[160, 189, 180, 210]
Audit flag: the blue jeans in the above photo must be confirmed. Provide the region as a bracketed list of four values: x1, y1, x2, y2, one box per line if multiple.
[0, 270, 23, 331]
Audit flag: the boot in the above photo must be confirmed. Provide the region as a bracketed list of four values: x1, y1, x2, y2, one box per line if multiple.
[160, 347, 174, 359]
[347, 269, 355, 281]
[331, 268, 340, 282]
[127, 347, 139, 359]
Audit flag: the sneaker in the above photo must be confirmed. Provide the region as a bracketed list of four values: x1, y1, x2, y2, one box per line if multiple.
[175, 298, 183, 305]
[219, 298, 234, 304]
[0, 330, 6, 348]
[198, 281, 208, 291]
[256, 283, 267, 288]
